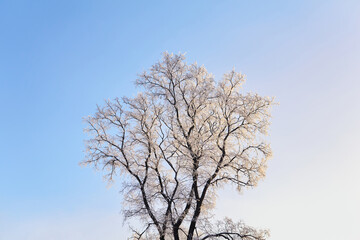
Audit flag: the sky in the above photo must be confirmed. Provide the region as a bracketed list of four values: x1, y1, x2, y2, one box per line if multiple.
[1, 0, 360, 239]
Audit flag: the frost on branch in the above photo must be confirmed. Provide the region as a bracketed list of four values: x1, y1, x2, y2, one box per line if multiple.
[198, 218, 269, 240]
[83, 53, 274, 240]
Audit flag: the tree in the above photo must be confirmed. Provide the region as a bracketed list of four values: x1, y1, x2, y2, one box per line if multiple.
[83, 53, 274, 240]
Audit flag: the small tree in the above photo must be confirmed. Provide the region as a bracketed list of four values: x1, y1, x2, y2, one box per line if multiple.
[83, 53, 274, 240]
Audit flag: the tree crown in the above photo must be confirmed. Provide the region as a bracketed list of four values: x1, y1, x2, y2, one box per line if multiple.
[83, 53, 274, 240]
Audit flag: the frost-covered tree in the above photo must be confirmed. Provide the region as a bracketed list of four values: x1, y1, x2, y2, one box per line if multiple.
[83, 53, 274, 240]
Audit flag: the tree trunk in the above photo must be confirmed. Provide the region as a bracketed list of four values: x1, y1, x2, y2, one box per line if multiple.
[173, 227, 180, 240]
[187, 205, 201, 240]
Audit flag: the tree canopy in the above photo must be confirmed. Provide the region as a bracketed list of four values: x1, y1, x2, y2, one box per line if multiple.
[83, 53, 274, 240]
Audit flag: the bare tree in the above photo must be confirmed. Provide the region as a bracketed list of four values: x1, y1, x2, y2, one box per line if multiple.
[83, 53, 274, 240]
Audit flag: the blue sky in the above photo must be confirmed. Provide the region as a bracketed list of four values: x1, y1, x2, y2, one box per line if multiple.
[1, 0, 360, 239]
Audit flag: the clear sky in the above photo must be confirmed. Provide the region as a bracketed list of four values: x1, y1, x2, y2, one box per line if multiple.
[1, 0, 359, 239]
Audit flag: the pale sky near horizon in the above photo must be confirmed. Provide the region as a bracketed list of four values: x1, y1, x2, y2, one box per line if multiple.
[1, 1, 360, 239]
